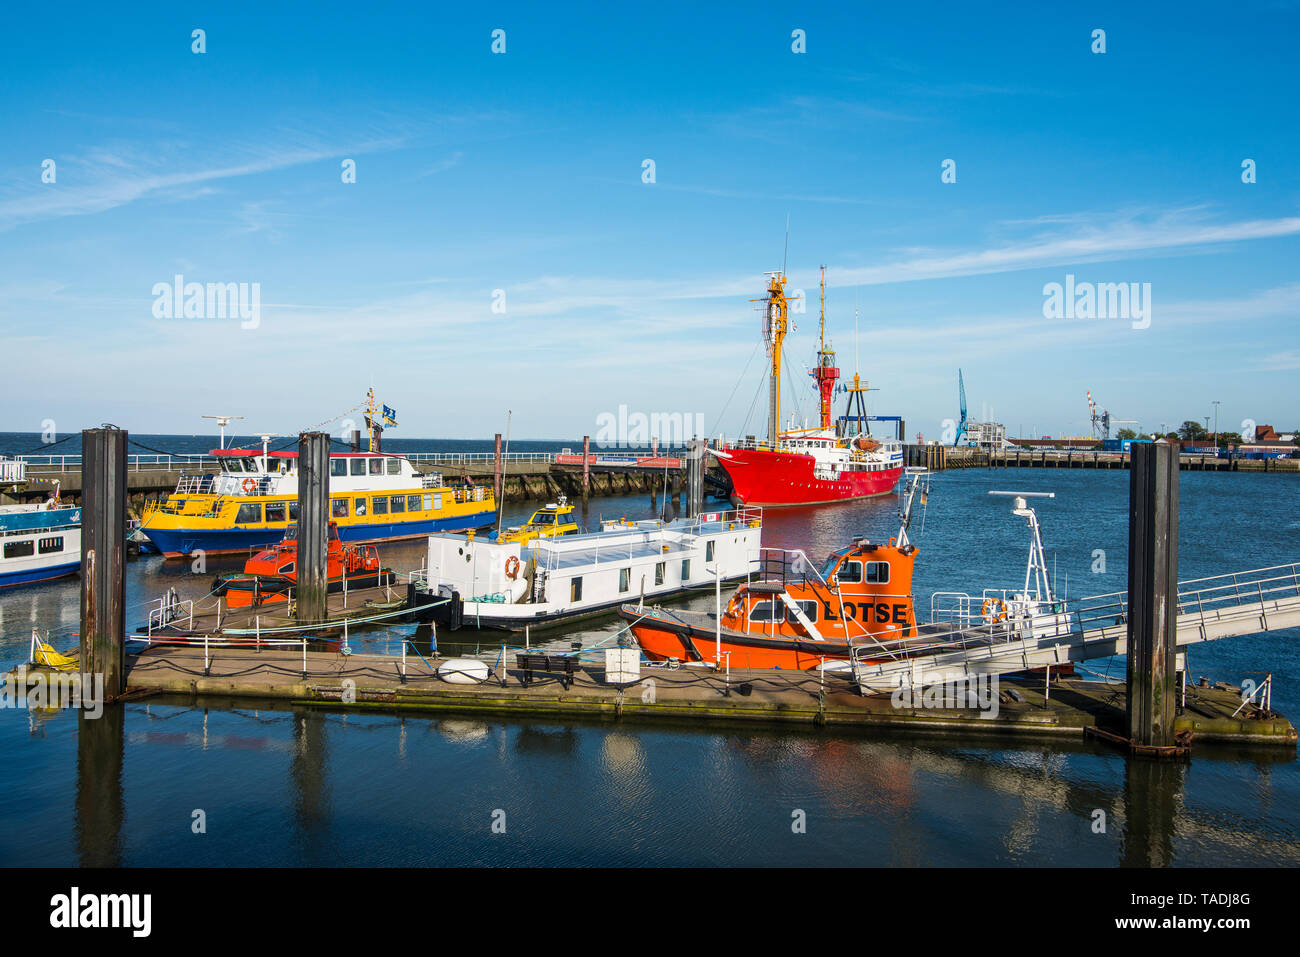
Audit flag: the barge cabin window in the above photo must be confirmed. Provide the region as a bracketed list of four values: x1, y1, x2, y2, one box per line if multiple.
[655, 562, 665, 586]
[570, 577, 583, 602]
[619, 568, 630, 592]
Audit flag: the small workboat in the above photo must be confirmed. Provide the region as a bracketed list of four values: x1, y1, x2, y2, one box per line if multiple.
[494, 496, 580, 545]
[0, 489, 81, 589]
[214, 522, 387, 608]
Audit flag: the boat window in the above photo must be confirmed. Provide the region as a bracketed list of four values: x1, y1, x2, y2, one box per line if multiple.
[424, 494, 434, 511]
[278, 562, 294, 575]
[570, 577, 583, 602]
[331, 499, 349, 518]
[354, 498, 368, 516]
[330, 459, 348, 477]
[283, 524, 298, 540]
[749, 600, 782, 623]
[865, 562, 890, 584]
[385, 458, 401, 475]
[289, 502, 299, 521]
[407, 494, 422, 512]
[265, 502, 287, 523]
[655, 562, 665, 586]
[368, 458, 383, 475]
[235, 503, 262, 524]
[705, 540, 715, 563]
[373, 497, 388, 515]
[390, 495, 405, 514]
[38, 536, 64, 553]
[350, 458, 366, 476]
[4, 540, 35, 558]
[796, 600, 817, 622]
[681, 559, 690, 581]
[837, 559, 863, 583]
[619, 567, 630, 592]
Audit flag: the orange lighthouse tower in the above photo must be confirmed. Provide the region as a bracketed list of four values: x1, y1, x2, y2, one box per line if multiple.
[811, 265, 840, 429]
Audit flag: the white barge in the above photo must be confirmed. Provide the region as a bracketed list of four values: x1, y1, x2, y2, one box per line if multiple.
[408, 507, 763, 631]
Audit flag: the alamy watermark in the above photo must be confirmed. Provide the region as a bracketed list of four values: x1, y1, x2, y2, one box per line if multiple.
[1042, 274, 1150, 329]
[152, 274, 261, 329]
[3, 667, 104, 718]
[891, 674, 1000, 719]
[595, 404, 705, 450]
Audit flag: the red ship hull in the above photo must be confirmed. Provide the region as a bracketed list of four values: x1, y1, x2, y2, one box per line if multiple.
[717, 448, 903, 507]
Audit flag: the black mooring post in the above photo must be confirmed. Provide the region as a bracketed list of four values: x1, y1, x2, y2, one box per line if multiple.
[75, 705, 125, 867]
[296, 431, 330, 624]
[80, 427, 127, 698]
[1126, 440, 1180, 750]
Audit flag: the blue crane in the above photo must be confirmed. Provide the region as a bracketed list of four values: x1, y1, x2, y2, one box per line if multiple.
[953, 368, 969, 446]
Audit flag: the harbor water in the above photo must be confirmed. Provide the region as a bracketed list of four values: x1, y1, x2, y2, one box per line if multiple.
[1, 458, 1297, 866]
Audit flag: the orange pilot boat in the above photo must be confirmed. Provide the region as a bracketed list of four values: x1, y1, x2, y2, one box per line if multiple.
[619, 469, 943, 669]
[214, 522, 386, 609]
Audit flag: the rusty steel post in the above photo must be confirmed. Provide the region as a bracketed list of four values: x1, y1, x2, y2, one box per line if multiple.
[1127, 440, 1180, 751]
[80, 427, 127, 698]
[296, 431, 330, 624]
[582, 434, 591, 505]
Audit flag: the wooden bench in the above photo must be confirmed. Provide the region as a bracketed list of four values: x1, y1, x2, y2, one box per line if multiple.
[515, 652, 582, 689]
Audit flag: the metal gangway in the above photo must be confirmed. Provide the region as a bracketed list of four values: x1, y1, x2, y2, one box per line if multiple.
[848, 562, 1300, 693]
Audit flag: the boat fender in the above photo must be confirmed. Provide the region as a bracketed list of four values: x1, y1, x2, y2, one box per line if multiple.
[504, 555, 521, 579]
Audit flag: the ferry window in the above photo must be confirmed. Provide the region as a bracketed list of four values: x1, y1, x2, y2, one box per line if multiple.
[837, 560, 863, 583]
[331, 499, 349, 518]
[385, 458, 400, 475]
[749, 600, 782, 623]
[330, 459, 348, 477]
[39, 537, 64, 553]
[407, 495, 421, 512]
[706, 540, 715, 563]
[389, 495, 405, 514]
[4, 540, 35, 559]
[368, 458, 383, 475]
[570, 577, 583, 602]
[289, 502, 299, 521]
[681, 559, 690, 580]
[373, 497, 389, 515]
[424, 494, 434, 511]
[655, 562, 665, 586]
[350, 458, 365, 476]
[865, 562, 890, 584]
[619, 567, 630, 592]
[354, 498, 368, 516]
[235, 503, 262, 524]
[265, 502, 286, 523]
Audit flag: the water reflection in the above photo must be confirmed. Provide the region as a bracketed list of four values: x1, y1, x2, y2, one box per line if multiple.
[75, 705, 124, 867]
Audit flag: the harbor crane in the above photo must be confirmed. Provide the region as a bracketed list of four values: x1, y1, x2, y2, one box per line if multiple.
[1086, 392, 1136, 441]
[953, 369, 969, 446]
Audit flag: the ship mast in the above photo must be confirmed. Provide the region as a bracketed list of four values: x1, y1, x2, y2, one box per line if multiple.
[754, 272, 792, 448]
[812, 265, 840, 431]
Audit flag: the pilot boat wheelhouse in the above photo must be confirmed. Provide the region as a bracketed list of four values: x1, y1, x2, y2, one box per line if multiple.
[140, 448, 496, 557]
[213, 522, 386, 608]
[0, 501, 81, 588]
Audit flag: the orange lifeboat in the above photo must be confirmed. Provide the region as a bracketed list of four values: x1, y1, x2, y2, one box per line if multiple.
[215, 522, 385, 609]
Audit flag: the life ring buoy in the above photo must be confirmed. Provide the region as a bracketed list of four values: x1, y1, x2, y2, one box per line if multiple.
[504, 555, 521, 580]
[241, 477, 257, 494]
[982, 598, 1009, 623]
[725, 596, 741, 618]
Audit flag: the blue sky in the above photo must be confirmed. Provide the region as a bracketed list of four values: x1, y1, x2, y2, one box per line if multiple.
[2, 1, 1297, 442]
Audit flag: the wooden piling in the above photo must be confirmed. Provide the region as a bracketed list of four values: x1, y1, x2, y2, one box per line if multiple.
[296, 431, 330, 624]
[493, 432, 503, 504]
[79, 427, 127, 698]
[582, 434, 591, 505]
[1126, 440, 1180, 752]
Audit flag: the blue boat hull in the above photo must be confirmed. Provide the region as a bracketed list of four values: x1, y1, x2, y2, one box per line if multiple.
[143, 512, 499, 557]
[0, 561, 80, 589]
